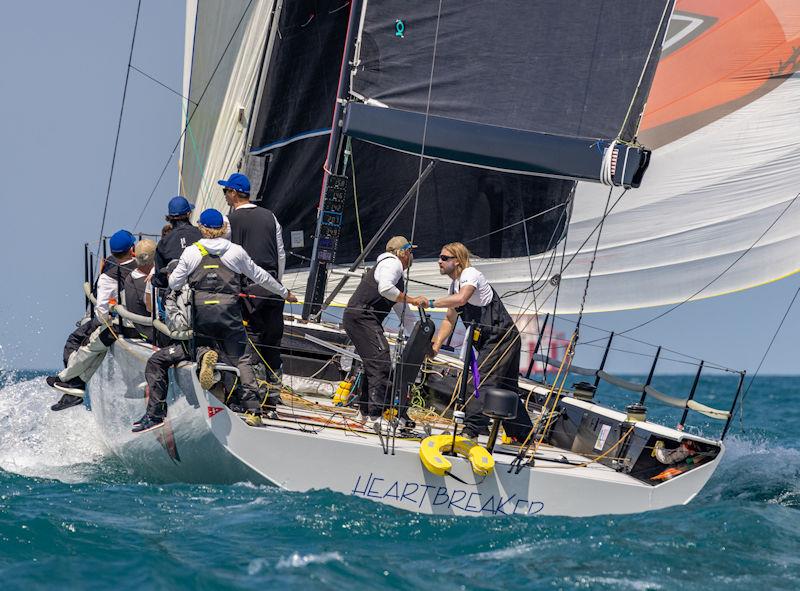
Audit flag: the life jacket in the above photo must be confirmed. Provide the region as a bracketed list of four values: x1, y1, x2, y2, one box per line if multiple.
[187, 242, 243, 339]
[152, 221, 202, 288]
[456, 286, 518, 350]
[346, 256, 405, 325]
[122, 272, 154, 340]
[101, 256, 135, 284]
[98, 257, 135, 326]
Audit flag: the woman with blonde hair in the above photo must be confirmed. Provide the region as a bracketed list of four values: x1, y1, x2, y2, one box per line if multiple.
[430, 242, 533, 441]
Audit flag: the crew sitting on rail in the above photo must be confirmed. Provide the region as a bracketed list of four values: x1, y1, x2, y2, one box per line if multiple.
[121, 239, 156, 342]
[46, 230, 141, 411]
[132, 260, 192, 432]
[342, 236, 429, 431]
[168, 208, 297, 415]
[430, 242, 534, 442]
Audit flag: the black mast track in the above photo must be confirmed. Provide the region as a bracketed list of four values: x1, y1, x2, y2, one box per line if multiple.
[302, 0, 363, 320]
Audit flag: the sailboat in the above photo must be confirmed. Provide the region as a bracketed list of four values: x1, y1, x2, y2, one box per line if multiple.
[81, 0, 800, 516]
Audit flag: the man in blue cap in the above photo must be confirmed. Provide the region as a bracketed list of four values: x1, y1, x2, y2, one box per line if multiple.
[152, 196, 201, 288]
[220, 172, 288, 412]
[166, 208, 297, 419]
[46, 230, 140, 411]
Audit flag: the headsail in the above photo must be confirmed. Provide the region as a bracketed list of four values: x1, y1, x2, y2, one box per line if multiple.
[179, 0, 274, 212]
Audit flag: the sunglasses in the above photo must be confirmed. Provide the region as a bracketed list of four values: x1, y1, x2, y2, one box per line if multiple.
[439, 255, 456, 261]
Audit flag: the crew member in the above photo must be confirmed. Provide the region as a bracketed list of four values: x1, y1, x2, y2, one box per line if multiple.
[46, 230, 138, 410]
[430, 242, 534, 441]
[152, 196, 201, 288]
[122, 239, 156, 342]
[168, 208, 297, 413]
[133, 261, 192, 432]
[220, 172, 287, 411]
[342, 236, 428, 428]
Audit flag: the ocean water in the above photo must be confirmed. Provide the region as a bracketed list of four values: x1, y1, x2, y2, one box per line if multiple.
[1, 369, 798, 590]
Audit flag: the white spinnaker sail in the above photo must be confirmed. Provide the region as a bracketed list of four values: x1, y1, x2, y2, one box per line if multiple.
[537, 0, 800, 313]
[179, 0, 274, 211]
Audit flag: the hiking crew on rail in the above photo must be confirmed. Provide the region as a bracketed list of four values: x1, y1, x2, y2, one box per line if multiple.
[168, 208, 297, 414]
[47, 230, 141, 410]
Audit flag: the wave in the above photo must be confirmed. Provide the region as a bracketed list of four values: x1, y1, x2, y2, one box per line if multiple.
[0, 372, 115, 483]
[702, 435, 800, 508]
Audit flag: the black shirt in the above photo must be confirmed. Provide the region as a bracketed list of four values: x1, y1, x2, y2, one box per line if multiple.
[228, 205, 281, 277]
[152, 220, 202, 288]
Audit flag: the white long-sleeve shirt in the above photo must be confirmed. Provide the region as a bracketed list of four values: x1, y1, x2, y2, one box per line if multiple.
[372, 253, 416, 333]
[374, 253, 403, 301]
[168, 237, 288, 298]
[95, 258, 137, 318]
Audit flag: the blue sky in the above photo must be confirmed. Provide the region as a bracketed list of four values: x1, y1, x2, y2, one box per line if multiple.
[0, 1, 796, 375]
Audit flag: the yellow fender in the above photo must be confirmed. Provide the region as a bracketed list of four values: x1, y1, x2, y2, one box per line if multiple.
[419, 435, 495, 477]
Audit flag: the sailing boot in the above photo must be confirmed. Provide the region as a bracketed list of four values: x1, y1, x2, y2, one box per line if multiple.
[47, 376, 86, 411]
[132, 414, 164, 433]
[46, 375, 86, 396]
[198, 350, 219, 390]
[50, 394, 84, 412]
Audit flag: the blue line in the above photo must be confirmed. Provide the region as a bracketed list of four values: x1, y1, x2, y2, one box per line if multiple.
[250, 128, 331, 155]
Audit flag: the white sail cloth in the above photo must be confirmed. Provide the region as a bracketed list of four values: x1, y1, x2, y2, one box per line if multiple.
[179, 0, 274, 211]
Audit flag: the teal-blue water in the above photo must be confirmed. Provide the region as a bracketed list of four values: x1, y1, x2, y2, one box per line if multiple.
[1, 370, 798, 590]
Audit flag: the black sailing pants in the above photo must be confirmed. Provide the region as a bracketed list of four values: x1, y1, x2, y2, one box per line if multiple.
[144, 342, 190, 418]
[463, 332, 534, 441]
[241, 288, 285, 374]
[343, 310, 391, 418]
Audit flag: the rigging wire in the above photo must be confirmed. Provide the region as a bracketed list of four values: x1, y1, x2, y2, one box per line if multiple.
[611, 190, 800, 337]
[736, 278, 800, 427]
[132, 0, 256, 230]
[95, 0, 142, 258]
[129, 64, 198, 105]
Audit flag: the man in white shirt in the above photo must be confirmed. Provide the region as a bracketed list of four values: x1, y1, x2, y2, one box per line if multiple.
[343, 236, 428, 428]
[46, 230, 139, 410]
[169, 208, 297, 414]
[431, 242, 534, 442]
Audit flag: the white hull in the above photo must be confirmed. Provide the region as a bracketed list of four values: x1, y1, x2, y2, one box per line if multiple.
[87, 336, 724, 517]
[201, 391, 723, 517]
[87, 339, 262, 484]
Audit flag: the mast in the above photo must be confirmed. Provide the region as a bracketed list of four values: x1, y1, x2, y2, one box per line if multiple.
[302, 0, 363, 320]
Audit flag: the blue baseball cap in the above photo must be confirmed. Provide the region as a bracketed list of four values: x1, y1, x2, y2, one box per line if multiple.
[198, 208, 224, 229]
[109, 230, 136, 254]
[217, 173, 250, 194]
[167, 195, 194, 216]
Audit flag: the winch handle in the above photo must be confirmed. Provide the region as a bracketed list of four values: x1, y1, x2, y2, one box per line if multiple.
[418, 304, 430, 324]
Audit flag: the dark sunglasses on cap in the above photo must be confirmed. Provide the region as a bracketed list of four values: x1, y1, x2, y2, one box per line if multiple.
[439, 254, 456, 261]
